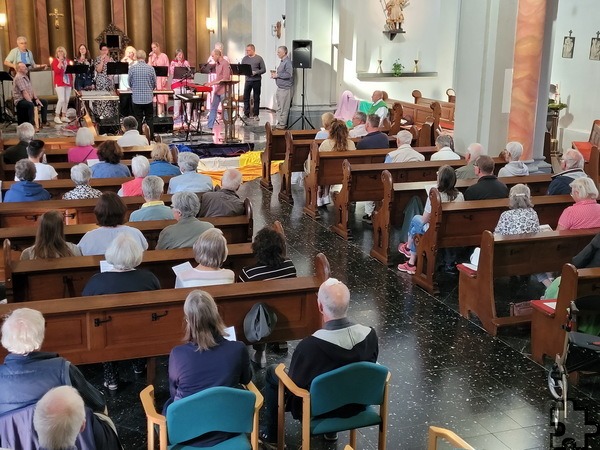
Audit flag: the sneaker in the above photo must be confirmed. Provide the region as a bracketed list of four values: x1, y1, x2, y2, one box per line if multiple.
[103, 380, 118, 391]
[362, 214, 372, 224]
[251, 349, 267, 368]
[397, 262, 416, 274]
[398, 242, 411, 258]
[242, 115, 250, 119]
[61, 117, 69, 122]
[323, 432, 339, 441]
[317, 196, 324, 207]
[53, 116, 62, 124]
[259, 432, 279, 450]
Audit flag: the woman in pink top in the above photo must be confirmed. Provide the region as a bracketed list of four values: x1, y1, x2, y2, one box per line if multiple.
[51, 46, 73, 124]
[557, 177, 600, 230]
[148, 42, 169, 117]
[169, 49, 192, 123]
[67, 128, 98, 163]
[119, 155, 150, 197]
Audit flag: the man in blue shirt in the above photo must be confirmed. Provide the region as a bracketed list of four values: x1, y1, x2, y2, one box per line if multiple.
[356, 114, 390, 149]
[129, 49, 156, 140]
[271, 46, 293, 129]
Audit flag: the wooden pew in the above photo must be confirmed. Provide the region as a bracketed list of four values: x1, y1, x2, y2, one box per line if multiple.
[1, 159, 134, 180]
[583, 145, 599, 186]
[386, 100, 442, 146]
[530, 264, 600, 363]
[408, 190, 574, 295]
[332, 161, 550, 240]
[458, 230, 599, 337]
[278, 133, 398, 204]
[1, 175, 175, 199]
[0, 253, 330, 364]
[412, 90, 455, 125]
[3, 240, 255, 301]
[2, 135, 119, 149]
[261, 123, 317, 190]
[42, 145, 155, 163]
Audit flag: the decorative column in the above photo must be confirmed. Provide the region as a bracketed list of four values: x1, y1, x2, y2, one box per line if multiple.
[85, 0, 111, 58]
[507, 0, 548, 160]
[165, 0, 187, 59]
[126, 0, 151, 54]
[46, 0, 73, 58]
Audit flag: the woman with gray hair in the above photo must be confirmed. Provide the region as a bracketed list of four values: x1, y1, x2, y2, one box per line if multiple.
[498, 141, 529, 177]
[156, 191, 213, 249]
[67, 127, 98, 163]
[62, 163, 102, 200]
[129, 175, 174, 221]
[494, 183, 540, 235]
[82, 233, 160, 389]
[118, 155, 150, 197]
[175, 228, 234, 288]
[167, 152, 213, 194]
[557, 177, 600, 230]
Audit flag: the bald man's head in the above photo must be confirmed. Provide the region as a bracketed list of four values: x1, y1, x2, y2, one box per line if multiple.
[317, 278, 350, 320]
[466, 143, 484, 162]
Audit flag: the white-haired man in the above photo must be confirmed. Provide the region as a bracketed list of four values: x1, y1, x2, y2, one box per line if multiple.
[129, 175, 174, 221]
[498, 141, 529, 177]
[430, 134, 460, 161]
[348, 111, 367, 138]
[199, 169, 245, 217]
[117, 116, 149, 147]
[260, 278, 379, 448]
[455, 143, 484, 180]
[33, 386, 86, 450]
[167, 152, 213, 194]
[3, 122, 35, 163]
[385, 130, 424, 163]
[548, 148, 589, 195]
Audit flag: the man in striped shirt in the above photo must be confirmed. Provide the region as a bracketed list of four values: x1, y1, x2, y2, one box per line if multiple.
[129, 50, 156, 140]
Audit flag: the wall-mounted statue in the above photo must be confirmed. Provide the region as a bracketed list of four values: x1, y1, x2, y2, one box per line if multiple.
[385, 0, 409, 32]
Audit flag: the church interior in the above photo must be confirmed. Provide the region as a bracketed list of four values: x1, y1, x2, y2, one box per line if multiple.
[1, 0, 600, 449]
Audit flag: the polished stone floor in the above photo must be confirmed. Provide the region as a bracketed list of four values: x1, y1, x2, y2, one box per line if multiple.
[7, 109, 600, 449]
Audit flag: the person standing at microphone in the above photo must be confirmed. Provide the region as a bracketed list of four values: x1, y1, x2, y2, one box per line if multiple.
[51, 46, 73, 124]
[93, 42, 116, 119]
[148, 42, 169, 117]
[241, 44, 266, 121]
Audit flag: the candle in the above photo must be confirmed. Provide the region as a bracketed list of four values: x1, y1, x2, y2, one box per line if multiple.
[49, 56, 53, 64]
[379, 46, 382, 59]
[416, 50, 420, 61]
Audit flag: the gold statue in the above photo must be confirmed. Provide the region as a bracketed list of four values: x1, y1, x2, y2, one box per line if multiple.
[48, 8, 64, 30]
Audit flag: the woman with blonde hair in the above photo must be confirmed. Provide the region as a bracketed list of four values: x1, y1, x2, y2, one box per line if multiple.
[51, 46, 72, 124]
[148, 42, 169, 117]
[315, 112, 335, 139]
[67, 127, 98, 163]
[20, 210, 82, 260]
[119, 45, 137, 117]
[149, 143, 181, 176]
[169, 48, 192, 124]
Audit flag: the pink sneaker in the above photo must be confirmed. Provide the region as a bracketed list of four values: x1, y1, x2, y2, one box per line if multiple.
[398, 242, 411, 258]
[397, 262, 416, 274]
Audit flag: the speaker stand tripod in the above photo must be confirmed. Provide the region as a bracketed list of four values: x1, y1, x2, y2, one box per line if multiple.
[289, 68, 314, 130]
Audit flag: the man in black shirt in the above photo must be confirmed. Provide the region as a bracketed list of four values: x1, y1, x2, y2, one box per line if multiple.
[464, 154, 509, 200]
[356, 114, 390, 149]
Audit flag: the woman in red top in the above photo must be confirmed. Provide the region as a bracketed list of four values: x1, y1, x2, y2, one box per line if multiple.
[51, 46, 73, 124]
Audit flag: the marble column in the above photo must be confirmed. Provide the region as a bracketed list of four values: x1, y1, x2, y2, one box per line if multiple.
[508, 0, 548, 160]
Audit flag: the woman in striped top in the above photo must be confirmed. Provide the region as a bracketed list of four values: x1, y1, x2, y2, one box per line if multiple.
[239, 226, 296, 282]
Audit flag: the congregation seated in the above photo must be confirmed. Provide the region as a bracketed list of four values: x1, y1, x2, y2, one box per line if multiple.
[334, 89, 389, 126]
[548, 148, 588, 195]
[455, 143, 484, 179]
[78, 191, 148, 255]
[356, 114, 390, 149]
[315, 112, 334, 140]
[430, 134, 460, 161]
[498, 141, 528, 177]
[199, 168, 245, 217]
[385, 129, 424, 162]
[156, 191, 213, 249]
[19, 139, 58, 181]
[68, 127, 98, 163]
[240, 225, 297, 282]
[4, 159, 51, 202]
[164, 289, 252, 447]
[129, 175, 174, 222]
[149, 142, 181, 176]
[398, 165, 464, 274]
[83, 234, 160, 390]
[348, 111, 367, 138]
[494, 184, 540, 235]
[118, 155, 150, 197]
[556, 177, 600, 230]
[91, 141, 131, 178]
[62, 163, 103, 200]
[464, 155, 508, 200]
[20, 210, 82, 260]
[175, 228, 235, 288]
[167, 152, 213, 194]
[117, 116, 149, 147]
[260, 278, 379, 447]
[33, 386, 87, 450]
[3, 122, 34, 164]
[318, 119, 355, 152]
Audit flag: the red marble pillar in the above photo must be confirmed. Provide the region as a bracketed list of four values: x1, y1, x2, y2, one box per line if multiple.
[508, 0, 548, 160]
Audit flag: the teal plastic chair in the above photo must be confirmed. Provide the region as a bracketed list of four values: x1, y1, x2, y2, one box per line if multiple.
[140, 383, 263, 450]
[276, 361, 391, 450]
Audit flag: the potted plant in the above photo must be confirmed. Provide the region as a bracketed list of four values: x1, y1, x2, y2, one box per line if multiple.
[392, 59, 404, 77]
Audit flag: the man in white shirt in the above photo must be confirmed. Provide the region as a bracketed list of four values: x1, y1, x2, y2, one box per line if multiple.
[385, 130, 424, 163]
[117, 116, 149, 147]
[430, 134, 461, 161]
[14, 139, 58, 181]
[348, 112, 367, 138]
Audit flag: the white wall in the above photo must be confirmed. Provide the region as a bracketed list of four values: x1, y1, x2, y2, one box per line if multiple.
[550, 0, 600, 152]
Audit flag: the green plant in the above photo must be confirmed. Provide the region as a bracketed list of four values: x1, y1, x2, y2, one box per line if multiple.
[392, 59, 404, 77]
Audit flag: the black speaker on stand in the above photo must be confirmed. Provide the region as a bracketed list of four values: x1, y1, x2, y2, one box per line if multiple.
[289, 40, 314, 130]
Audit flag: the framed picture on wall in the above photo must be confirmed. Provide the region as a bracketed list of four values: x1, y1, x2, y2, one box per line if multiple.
[562, 36, 574, 58]
[590, 38, 600, 61]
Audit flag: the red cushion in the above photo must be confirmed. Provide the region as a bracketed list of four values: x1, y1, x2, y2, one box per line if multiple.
[572, 141, 592, 161]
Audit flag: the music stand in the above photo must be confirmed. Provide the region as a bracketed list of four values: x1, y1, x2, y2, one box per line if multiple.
[153, 66, 168, 77]
[66, 65, 92, 126]
[0, 71, 15, 126]
[172, 66, 196, 133]
[199, 63, 215, 74]
[106, 62, 129, 76]
[230, 64, 252, 126]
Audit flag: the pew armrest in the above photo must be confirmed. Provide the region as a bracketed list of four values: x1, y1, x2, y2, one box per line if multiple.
[531, 299, 557, 318]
